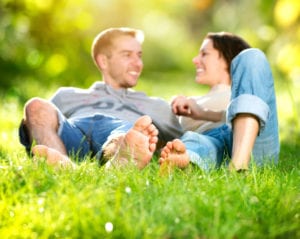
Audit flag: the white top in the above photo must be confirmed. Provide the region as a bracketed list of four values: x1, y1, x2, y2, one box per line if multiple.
[179, 84, 231, 133]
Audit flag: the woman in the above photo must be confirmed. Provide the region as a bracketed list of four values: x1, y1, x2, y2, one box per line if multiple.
[175, 32, 250, 134]
[160, 32, 279, 171]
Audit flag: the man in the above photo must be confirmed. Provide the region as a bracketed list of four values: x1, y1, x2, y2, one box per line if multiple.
[19, 27, 183, 169]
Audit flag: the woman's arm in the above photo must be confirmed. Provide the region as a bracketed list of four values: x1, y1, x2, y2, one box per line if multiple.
[171, 95, 224, 122]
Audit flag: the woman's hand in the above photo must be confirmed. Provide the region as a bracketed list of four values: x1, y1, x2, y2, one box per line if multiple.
[171, 95, 189, 115]
[171, 96, 198, 117]
[171, 95, 224, 122]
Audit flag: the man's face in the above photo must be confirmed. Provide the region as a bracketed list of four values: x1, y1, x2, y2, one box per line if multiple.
[103, 35, 143, 89]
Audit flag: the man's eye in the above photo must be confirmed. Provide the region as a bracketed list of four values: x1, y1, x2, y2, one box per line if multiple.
[121, 52, 130, 57]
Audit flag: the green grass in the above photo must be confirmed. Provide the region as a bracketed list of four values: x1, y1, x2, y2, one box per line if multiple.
[0, 149, 299, 238]
[0, 78, 299, 238]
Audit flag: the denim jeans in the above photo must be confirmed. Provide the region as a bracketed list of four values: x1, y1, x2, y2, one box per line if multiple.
[182, 48, 280, 170]
[57, 113, 133, 160]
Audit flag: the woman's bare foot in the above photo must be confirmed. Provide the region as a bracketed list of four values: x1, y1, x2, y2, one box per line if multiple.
[32, 145, 76, 169]
[159, 139, 190, 169]
[104, 115, 158, 169]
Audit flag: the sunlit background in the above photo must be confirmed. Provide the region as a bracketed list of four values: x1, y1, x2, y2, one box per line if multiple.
[0, 0, 299, 145]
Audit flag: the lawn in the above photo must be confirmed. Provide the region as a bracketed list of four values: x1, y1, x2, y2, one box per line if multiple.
[0, 76, 299, 238]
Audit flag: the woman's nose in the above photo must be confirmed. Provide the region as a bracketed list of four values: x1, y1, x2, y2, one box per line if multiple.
[192, 55, 199, 65]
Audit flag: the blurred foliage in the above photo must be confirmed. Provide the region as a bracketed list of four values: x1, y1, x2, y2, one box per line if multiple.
[0, 0, 299, 143]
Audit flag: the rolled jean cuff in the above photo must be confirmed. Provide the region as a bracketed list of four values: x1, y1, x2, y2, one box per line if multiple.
[95, 132, 126, 162]
[19, 119, 31, 155]
[227, 94, 269, 132]
[56, 110, 66, 136]
[187, 150, 213, 171]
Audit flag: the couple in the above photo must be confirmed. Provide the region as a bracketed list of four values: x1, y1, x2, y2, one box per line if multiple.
[19, 27, 280, 172]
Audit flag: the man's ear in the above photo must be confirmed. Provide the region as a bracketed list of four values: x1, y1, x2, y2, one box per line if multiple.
[96, 54, 107, 70]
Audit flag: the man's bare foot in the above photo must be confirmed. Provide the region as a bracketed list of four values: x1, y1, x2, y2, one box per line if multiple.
[159, 139, 190, 169]
[32, 145, 76, 169]
[104, 115, 158, 169]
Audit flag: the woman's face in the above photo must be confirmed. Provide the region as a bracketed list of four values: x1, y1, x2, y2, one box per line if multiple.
[192, 38, 230, 87]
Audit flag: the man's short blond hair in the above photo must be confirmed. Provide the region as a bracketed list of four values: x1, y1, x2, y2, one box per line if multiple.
[91, 27, 144, 67]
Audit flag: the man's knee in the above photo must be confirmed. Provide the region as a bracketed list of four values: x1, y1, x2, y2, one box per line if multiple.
[24, 97, 58, 127]
[25, 97, 51, 114]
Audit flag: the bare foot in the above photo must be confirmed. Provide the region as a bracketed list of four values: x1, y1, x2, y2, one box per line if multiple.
[32, 145, 76, 169]
[104, 115, 158, 169]
[159, 139, 190, 169]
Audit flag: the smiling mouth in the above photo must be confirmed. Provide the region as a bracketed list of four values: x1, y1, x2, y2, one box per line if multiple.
[196, 68, 204, 73]
[128, 71, 140, 76]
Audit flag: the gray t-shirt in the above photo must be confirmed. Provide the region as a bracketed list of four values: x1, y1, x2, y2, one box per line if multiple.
[51, 82, 183, 142]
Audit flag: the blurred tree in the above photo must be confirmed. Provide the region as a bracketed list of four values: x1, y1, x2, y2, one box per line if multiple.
[0, 0, 299, 144]
[0, 0, 299, 98]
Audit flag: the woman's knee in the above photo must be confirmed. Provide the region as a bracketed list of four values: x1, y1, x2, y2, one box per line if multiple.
[233, 48, 268, 70]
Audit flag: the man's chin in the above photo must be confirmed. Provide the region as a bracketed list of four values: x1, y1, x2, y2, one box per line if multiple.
[128, 79, 139, 87]
[123, 81, 138, 88]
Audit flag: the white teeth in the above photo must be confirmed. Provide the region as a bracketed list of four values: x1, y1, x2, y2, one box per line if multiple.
[196, 68, 204, 73]
[129, 71, 138, 76]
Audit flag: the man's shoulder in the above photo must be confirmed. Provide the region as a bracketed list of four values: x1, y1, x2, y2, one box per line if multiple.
[51, 86, 91, 102]
[56, 86, 85, 94]
[56, 82, 102, 94]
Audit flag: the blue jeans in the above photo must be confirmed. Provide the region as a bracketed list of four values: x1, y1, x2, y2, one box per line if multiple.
[57, 113, 133, 160]
[182, 48, 280, 170]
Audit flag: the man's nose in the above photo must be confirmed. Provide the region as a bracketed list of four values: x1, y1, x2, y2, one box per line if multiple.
[133, 56, 143, 67]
